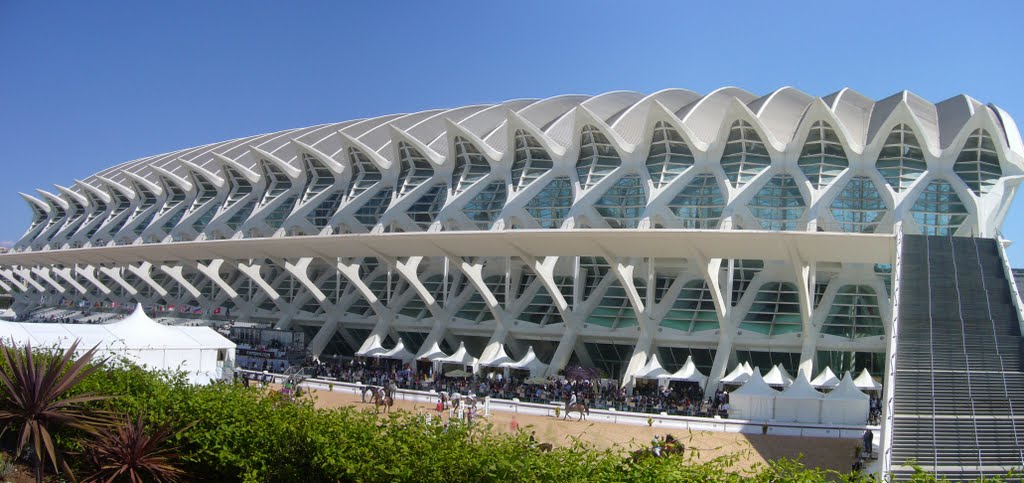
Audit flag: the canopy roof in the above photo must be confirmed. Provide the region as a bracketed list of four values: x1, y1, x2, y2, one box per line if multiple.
[416, 341, 448, 361]
[479, 344, 514, 368]
[811, 367, 840, 389]
[731, 370, 780, 397]
[503, 346, 548, 373]
[777, 370, 824, 400]
[634, 353, 669, 380]
[436, 342, 477, 366]
[659, 356, 707, 385]
[854, 368, 883, 390]
[762, 365, 794, 387]
[376, 339, 415, 362]
[825, 372, 870, 401]
[721, 362, 754, 384]
[355, 336, 385, 357]
[0, 304, 234, 351]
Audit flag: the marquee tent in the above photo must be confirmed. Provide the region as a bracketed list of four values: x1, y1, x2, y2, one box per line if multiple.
[762, 365, 794, 387]
[355, 336, 385, 357]
[436, 342, 478, 371]
[375, 339, 416, 364]
[821, 372, 870, 425]
[721, 362, 754, 385]
[0, 304, 234, 384]
[854, 368, 883, 391]
[634, 353, 669, 380]
[730, 370, 778, 421]
[810, 367, 840, 389]
[479, 344, 514, 368]
[774, 370, 823, 423]
[502, 346, 548, 378]
[416, 341, 449, 361]
[659, 356, 708, 387]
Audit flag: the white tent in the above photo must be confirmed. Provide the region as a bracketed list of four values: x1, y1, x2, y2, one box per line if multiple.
[821, 372, 870, 425]
[416, 341, 449, 361]
[0, 304, 234, 384]
[774, 370, 823, 423]
[479, 344, 514, 368]
[721, 362, 754, 385]
[730, 370, 778, 421]
[634, 353, 669, 380]
[502, 346, 548, 378]
[355, 336, 385, 357]
[854, 368, 883, 391]
[375, 339, 416, 365]
[436, 342, 478, 371]
[810, 366, 840, 389]
[762, 365, 794, 387]
[659, 356, 708, 387]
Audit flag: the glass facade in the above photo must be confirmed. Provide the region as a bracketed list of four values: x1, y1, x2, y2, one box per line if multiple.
[740, 282, 802, 336]
[830, 176, 887, 233]
[667, 174, 724, 229]
[397, 142, 434, 196]
[300, 154, 335, 203]
[911, 179, 968, 236]
[462, 181, 506, 230]
[747, 175, 805, 231]
[524, 177, 572, 229]
[353, 188, 393, 230]
[347, 147, 382, 199]
[822, 285, 883, 338]
[878, 124, 927, 192]
[511, 130, 553, 191]
[798, 121, 848, 189]
[661, 279, 718, 333]
[721, 120, 771, 188]
[576, 125, 621, 190]
[594, 175, 645, 228]
[405, 183, 447, 230]
[259, 160, 292, 207]
[954, 129, 1001, 196]
[646, 121, 694, 188]
[452, 137, 490, 195]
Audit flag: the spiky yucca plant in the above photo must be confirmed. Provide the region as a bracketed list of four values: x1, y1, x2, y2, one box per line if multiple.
[0, 341, 110, 483]
[82, 414, 191, 483]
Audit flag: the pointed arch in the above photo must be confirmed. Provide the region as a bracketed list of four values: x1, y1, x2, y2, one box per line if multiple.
[797, 121, 849, 189]
[954, 129, 1002, 196]
[576, 125, 622, 190]
[646, 121, 694, 188]
[511, 130, 554, 191]
[397, 142, 434, 196]
[877, 123, 927, 192]
[451, 137, 490, 195]
[740, 281, 801, 336]
[347, 146, 383, 199]
[822, 285, 883, 338]
[300, 153, 336, 202]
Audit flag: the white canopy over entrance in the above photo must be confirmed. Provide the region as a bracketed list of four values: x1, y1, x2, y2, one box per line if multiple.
[634, 353, 669, 380]
[375, 339, 416, 365]
[502, 346, 548, 378]
[479, 344, 514, 368]
[0, 304, 234, 384]
[762, 365, 794, 387]
[774, 370, 823, 423]
[416, 341, 449, 361]
[720, 362, 754, 385]
[435, 342, 478, 371]
[730, 370, 779, 421]
[821, 372, 870, 425]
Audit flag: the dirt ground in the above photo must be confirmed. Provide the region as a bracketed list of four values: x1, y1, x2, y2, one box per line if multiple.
[300, 386, 858, 474]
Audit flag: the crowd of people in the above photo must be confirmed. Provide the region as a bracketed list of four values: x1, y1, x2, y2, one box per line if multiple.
[301, 357, 737, 418]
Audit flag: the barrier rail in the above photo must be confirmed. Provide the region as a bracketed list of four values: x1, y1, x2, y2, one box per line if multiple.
[995, 234, 1024, 337]
[880, 228, 903, 477]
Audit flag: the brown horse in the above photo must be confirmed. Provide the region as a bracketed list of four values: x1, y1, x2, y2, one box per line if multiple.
[360, 385, 379, 403]
[563, 402, 590, 421]
[371, 390, 393, 413]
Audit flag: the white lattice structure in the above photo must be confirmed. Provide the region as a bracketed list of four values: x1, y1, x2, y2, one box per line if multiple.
[3, 87, 1023, 388]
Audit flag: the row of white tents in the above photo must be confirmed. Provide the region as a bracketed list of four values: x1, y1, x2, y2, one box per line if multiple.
[729, 369, 877, 425]
[356, 339, 549, 378]
[720, 361, 882, 391]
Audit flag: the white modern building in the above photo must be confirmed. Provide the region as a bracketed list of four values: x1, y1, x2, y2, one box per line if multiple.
[1, 87, 1021, 399]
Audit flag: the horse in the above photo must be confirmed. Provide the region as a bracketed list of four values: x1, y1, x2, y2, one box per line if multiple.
[563, 402, 590, 421]
[371, 390, 393, 413]
[537, 442, 553, 452]
[360, 385, 379, 403]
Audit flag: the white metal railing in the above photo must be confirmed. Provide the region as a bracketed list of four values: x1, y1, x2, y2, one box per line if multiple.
[880, 227, 903, 477]
[995, 233, 1024, 337]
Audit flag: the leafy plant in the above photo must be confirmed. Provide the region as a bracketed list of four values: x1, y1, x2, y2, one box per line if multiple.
[80, 413, 191, 483]
[0, 341, 110, 482]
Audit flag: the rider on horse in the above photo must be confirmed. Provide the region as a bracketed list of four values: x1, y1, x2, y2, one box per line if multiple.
[567, 391, 577, 410]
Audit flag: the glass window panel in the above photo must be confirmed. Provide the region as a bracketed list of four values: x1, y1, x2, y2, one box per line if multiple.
[452, 137, 491, 195]
[353, 188, 394, 230]
[954, 129, 1002, 196]
[645, 121, 694, 188]
[740, 282, 802, 336]
[667, 174, 724, 229]
[523, 177, 572, 229]
[576, 125, 622, 190]
[594, 175, 645, 228]
[798, 121, 849, 189]
[910, 179, 968, 236]
[721, 120, 771, 188]
[463, 181, 507, 230]
[397, 142, 434, 196]
[829, 176, 887, 233]
[877, 124, 926, 192]
[822, 285, 883, 338]
[511, 130, 554, 191]
[747, 175, 805, 231]
[405, 183, 447, 230]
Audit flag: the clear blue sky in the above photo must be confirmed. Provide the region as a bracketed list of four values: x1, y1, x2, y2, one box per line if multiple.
[2, 1, 1024, 260]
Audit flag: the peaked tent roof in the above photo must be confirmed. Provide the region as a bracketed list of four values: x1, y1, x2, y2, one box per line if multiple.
[376, 339, 416, 362]
[356, 336, 385, 357]
[854, 368, 883, 390]
[731, 369, 780, 397]
[635, 353, 669, 379]
[436, 342, 477, 366]
[659, 356, 707, 385]
[479, 344, 514, 367]
[503, 346, 548, 373]
[826, 372, 870, 401]
[416, 341, 449, 361]
[777, 370, 824, 400]
[762, 365, 794, 387]
[811, 366, 840, 389]
[721, 362, 754, 384]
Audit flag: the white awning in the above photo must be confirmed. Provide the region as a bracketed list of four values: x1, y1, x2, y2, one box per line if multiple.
[634, 353, 669, 380]
[479, 344, 514, 368]
[436, 341, 477, 367]
[502, 346, 548, 378]
[375, 339, 416, 363]
[416, 341, 448, 361]
[854, 368, 883, 390]
[721, 362, 754, 384]
[658, 356, 707, 386]
[810, 366, 840, 389]
[763, 365, 794, 387]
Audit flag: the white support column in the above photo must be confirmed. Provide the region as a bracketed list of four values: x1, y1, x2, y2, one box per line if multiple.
[195, 259, 239, 299]
[687, 244, 731, 391]
[30, 267, 66, 294]
[76, 265, 111, 296]
[128, 262, 169, 298]
[98, 266, 138, 297]
[159, 264, 202, 299]
[50, 266, 87, 294]
[786, 242, 816, 380]
[237, 261, 281, 302]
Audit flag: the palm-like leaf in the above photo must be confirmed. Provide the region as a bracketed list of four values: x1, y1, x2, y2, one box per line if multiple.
[82, 414, 191, 483]
[0, 340, 112, 481]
